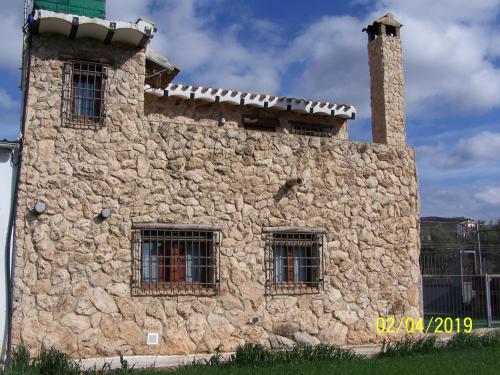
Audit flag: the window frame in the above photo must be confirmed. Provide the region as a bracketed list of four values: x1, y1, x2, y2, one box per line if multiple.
[62, 60, 108, 127]
[132, 224, 221, 296]
[264, 227, 325, 295]
[242, 114, 279, 132]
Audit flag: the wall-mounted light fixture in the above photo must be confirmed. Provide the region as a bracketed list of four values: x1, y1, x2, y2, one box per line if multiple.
[218, 115, 226, 126]
[34, 202, 46, 215]
[100, 208, 111, 219]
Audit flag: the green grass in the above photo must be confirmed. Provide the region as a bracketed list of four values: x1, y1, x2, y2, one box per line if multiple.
[174, 346, 500, 375]
[175, 336, 500, 375]
[174, 334, 500, 375]
[380, 335, 438, 357]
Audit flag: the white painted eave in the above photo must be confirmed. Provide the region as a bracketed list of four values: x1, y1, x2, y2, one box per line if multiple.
[30, 10, 155, 47]
[145, 84, 356, 120]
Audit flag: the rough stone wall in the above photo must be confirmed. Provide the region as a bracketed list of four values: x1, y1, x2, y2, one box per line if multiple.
[144, 95, 348, 140]
[13, 35, 420, 358]
[368, 31, 406, 147]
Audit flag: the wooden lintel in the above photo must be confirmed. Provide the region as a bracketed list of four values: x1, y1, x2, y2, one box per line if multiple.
[262, 227, 327, 234]
[132, 223, 223, 231]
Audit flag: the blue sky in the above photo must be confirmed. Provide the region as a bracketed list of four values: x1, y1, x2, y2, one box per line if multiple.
[0, 0, 499, 220]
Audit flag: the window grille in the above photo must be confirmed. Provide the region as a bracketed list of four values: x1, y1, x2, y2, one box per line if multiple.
[265, 231, 324, 294]
[132, 227, 220, 295]
[243, 114, 279, 132]
[290, 122, 337, 137]
[62, 61, 108, 127]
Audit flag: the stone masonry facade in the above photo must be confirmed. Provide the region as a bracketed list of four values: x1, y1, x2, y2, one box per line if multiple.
[12, 16, 420, 358]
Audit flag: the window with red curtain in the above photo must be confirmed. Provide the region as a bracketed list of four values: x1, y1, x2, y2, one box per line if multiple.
[269, 231, 323, 294]
[138, 229, 219, 294]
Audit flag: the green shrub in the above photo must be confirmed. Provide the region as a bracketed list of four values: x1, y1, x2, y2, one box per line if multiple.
[3, 345, 32, 375]
[380, 332, 500, 358]
[230, 344, 278, 367]
[1, 346, 83, 375]
[186, 343, 358, 370]
[445, 332, 500, 350]
[34, 347, 82, 375]
[214, 343, 358, 368]
[380, 336, 438, 358]
[286, 344, 358, 362]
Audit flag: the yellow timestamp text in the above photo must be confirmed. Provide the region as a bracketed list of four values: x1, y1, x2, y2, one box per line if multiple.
[376, 317, 473, 334]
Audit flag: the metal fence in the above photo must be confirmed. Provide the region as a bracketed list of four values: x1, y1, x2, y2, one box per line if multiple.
[421, 247, 500, 328]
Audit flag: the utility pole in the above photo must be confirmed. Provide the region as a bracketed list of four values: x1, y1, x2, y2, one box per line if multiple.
[477, 220, 483, 275]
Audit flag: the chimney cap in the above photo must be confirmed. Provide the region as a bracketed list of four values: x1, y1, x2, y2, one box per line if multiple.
[363, 13, 402, 35]
[373, 13, 403, 28]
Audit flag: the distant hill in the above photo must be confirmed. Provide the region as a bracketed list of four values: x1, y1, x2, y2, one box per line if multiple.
[421, 216, 470, 223]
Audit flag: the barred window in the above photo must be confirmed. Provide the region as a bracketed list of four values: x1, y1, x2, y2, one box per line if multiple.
[132, 225, 220, 295]
[265, 228, 325, 294]
[62, 61, 108, 127]
[290, 121, 338, 137]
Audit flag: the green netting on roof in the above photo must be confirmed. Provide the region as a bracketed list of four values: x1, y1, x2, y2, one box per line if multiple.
[34, 0, 106, 19]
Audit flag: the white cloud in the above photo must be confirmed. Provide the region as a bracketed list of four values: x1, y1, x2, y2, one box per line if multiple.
[375, 0, 500, 24]
[0, 89, 17, 109]
[455, 131, 500, 160]
[372, 0, 500, 113]
[417, 131, 500, 170]
[416, 129, 500, 221]
[0, 0, 24, 70]
[289, 0, 500, 118]
[108, 0, 284, 94]
[287, 16, 370, 116]
[0, 111, 20, 140]
[476, 187, 500, 206]
[106, 0, 147, 22]
[421, 184, 500, 220]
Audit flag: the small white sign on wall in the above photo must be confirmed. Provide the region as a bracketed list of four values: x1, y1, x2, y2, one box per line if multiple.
[146, 332, 159, 345]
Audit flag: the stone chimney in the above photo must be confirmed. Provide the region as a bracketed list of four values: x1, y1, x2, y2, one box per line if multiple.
[364, 13, 406, 147]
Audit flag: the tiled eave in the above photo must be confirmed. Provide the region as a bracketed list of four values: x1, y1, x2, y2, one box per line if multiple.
[29, 10, 155, 48]
[145, 84, 356, 119]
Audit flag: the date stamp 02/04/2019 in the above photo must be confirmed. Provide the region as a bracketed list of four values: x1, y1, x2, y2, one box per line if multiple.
[375, 317, 474, 334]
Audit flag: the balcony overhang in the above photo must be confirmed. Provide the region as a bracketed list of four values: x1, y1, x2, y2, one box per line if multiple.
[29, 10, 156, 48]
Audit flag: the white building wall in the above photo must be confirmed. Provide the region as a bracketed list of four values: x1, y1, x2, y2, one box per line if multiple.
[0, 146, 17, 358]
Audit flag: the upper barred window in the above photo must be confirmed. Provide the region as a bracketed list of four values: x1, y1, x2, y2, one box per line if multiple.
[62, 61, 108, 127]
[290, 121, 338, 137]
[265, 229, 325, 294]
[132, 226, 220, 295]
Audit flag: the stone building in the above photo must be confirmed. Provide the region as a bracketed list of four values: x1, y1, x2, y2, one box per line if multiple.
[11, 5, 420, 358]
